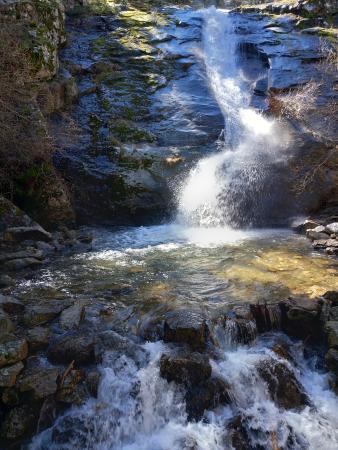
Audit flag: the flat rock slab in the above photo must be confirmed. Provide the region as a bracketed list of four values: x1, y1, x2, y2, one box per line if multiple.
[24, 303, 67, 326]
[59, 302, 85, 330]
[3, 226, 52, 243]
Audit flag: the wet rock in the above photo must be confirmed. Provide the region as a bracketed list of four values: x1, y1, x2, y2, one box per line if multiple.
[185, 377, 231, 421]
[280, 296, 322, 341]
[3, 256, 43, 271]
[329, 307, 338, 321]
[19, 367, 61, 400]
[27, 326, 51, 352]
[56, 369, 85, 404]
[24, 303, 66, 326]
[59, 301, 85, 330]
[2, 387, 21, 406]
[0, 310, 15, 334]
[272, 342, 293, 361]
[306, 226, 329, 241]
[34, 240, 55, 254]
[0, 294, 24, 314]
[163, 310, 210, 350]
[250, 303, 281, 333]
[258, 359, 308, 409]
[0, 248, 44, 263]
[326, 223, 338, 234]
[0, 196, 35, 231]
[226, 415, 249, 450]
[325, 348, 338, 375]
[0, 362, 24, 387]
[0, 404, 36, 441]
[86, 371, 101, 397]
[3, 226, 52, 243]
[292, 219, 320, 233]
[313, 239, 338, 250]
[95, 330, 145, 365]
[160, 353, 212, 387]
[77, 233, 93, 244]
[0, 339, 28, 368]
[325, 321, 338, 349]
[324, 291, 338, 306]
[48, 334, 96, 365]
[51, 415, 94, 447]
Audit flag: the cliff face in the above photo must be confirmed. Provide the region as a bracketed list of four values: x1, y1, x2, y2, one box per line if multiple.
[0, 0, 75, 229]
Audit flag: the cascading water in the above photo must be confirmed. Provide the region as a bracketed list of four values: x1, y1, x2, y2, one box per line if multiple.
[25, 6, 338, 450]
[177, 8, 291, 228]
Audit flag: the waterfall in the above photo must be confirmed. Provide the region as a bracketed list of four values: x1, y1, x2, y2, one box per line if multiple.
[177, 7, 291, 228]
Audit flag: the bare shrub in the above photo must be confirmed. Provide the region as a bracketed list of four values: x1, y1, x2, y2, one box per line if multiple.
[0, 18, 53, 198]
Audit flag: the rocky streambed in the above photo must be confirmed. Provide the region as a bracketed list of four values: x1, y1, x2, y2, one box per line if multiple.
[0, 0, 338, 449]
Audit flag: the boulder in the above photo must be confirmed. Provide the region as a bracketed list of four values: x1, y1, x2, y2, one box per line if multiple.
[279, 296, 322, 341]
[27, 326, 51, 351]
[24, 303, 66, 326]
[0, 339, 28, 368]
[19, 367, 61, 400]
[0, 295, 24, 314]
[185, 377, 231, 421]
[0, 404, 36, 441]
[160, 353, 212, 387]
[325, 321, 338, 349]
[292, 219, 319, 233]
[48, 334, 96, 365]
[0, 362, 24, 387]
[163, 310, 210, 350]
[306, 227, 329, 241]
[59, 301, 85, 330]
[258, 359, 308, 409]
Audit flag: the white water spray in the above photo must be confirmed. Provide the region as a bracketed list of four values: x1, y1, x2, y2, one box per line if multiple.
[177, 8, 290, 228]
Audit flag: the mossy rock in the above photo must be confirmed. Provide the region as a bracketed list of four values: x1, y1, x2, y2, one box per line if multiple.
[109, 119, 155, 143]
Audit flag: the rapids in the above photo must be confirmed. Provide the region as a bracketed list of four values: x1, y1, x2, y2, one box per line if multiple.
[22, 5, 338, 450]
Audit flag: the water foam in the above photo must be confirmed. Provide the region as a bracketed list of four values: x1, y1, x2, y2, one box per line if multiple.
[177, 7, 291, 228]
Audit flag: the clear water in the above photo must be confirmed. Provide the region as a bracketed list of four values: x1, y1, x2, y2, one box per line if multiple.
[24, 6, 338, 450]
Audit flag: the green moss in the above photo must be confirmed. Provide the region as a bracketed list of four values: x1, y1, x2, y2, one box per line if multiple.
[110, 119, 155, 143]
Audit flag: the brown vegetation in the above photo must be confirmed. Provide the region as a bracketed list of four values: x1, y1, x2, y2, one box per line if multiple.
[0, 18, 54, 199]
